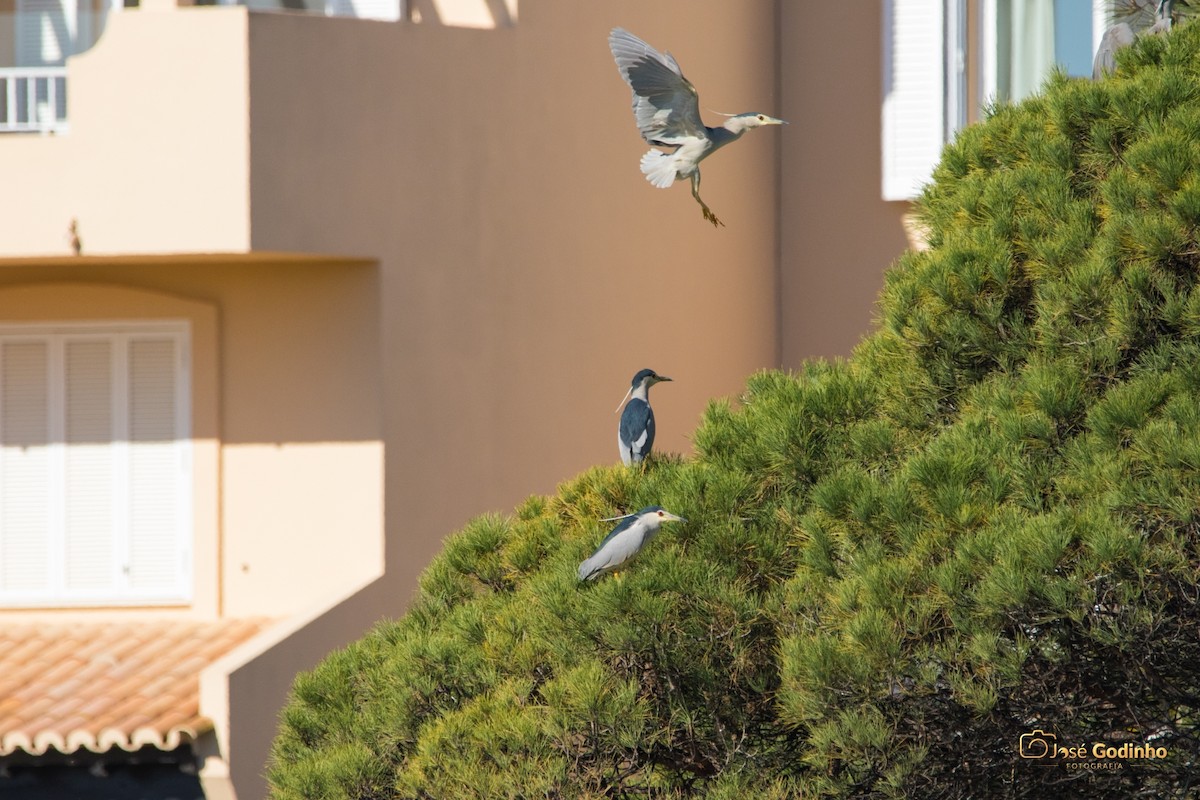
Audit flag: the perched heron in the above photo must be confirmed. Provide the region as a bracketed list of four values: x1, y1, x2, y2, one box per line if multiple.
[616, 368, 672, 466]
[608, 27, 786, 228]
[578, 506, 688, 581]
[1093, 0, 1175, 79]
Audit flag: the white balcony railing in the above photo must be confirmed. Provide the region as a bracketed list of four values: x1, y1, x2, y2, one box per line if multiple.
[0, 68, 69, 135]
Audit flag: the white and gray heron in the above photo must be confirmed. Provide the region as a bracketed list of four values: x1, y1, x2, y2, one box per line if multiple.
[578, 506, 688, 581]
[608, 27, 786, 227]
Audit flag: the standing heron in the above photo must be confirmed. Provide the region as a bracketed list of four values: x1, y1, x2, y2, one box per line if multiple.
[608, 27, 786, 227]
[578, 506, 688, 581]
[617, 368, 672, 467]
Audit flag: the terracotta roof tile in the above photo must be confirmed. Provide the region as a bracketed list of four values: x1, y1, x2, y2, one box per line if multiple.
[0, 618, 273, 756]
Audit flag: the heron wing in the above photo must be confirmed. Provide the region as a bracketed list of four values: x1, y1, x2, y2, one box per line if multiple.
[609, 28, 707, 146]
[1092, 22, 1135, 79]
[619, 398, 656, 462]
[578, 516, 640, 580]
[594, 515, 639, 553]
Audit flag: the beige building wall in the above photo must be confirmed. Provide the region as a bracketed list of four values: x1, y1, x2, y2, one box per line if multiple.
[779, 1, 912, 364]
[0, 10, 251, 255]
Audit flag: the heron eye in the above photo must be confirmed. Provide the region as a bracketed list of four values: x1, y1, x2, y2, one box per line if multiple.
[757, 115, 764, 121]
[658, 511, 664, 516]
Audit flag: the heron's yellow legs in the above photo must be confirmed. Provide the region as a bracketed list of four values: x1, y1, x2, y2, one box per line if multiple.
[690, 173, 724, 228]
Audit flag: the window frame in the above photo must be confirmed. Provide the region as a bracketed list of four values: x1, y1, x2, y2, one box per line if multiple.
[883, 0, 1111, 201]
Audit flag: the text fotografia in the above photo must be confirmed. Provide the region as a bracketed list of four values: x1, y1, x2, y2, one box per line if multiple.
[1019, 730, 1168, 770]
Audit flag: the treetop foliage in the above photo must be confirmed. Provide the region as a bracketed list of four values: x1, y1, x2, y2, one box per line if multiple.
[270, 22, 1200, 799]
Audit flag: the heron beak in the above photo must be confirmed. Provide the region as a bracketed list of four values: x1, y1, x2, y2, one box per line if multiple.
[664, 512, 687, 523]
[653, 375, 673, 384]
[767, 117, 788, 125]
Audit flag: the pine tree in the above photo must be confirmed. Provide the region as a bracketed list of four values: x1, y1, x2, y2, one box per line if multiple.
[269, 23, 1200, 800]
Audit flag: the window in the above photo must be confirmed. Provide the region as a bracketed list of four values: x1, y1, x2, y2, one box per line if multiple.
[13, 0, 120, 67]
[881, 0, 958, 201]
[883, 0, 1108, 201]
[986, 0, 1098, 104]
[0, 321, 192, 606]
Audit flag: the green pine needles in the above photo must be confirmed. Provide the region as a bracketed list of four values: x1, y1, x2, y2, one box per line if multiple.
[269, 24, 1200, 800]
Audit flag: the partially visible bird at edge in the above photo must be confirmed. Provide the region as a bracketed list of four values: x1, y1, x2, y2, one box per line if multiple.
[608, 27, 786, 228]
[617, 368, 672, 467]
[1093, 0, 1188, 79]
[578, 506, 688, 581]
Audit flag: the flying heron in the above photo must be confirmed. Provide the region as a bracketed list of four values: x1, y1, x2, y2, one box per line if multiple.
[608, 27, 786, 227]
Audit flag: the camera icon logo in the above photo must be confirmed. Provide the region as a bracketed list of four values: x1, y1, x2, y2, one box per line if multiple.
[1019, 730, 1056, 759]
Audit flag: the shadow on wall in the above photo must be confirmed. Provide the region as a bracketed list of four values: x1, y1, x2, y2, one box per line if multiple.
[407, 0, 517, 27]
[0, 257, 382, 446]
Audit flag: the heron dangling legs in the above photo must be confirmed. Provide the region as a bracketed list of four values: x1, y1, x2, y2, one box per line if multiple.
[616, 368, 672, 467]
[578, 506, 688, 581]
[609, 27, 786, 227]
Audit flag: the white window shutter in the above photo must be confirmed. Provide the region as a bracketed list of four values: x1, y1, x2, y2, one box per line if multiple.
[882, 0, 948, 201]
[0, 341, 52, 594]
[127, 337, 184, 593]
[64, 338, 116, 593]
[0, 323, 191, 607]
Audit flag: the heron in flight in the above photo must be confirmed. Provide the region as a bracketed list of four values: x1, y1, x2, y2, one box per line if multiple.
[608, 27, 786, 227]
